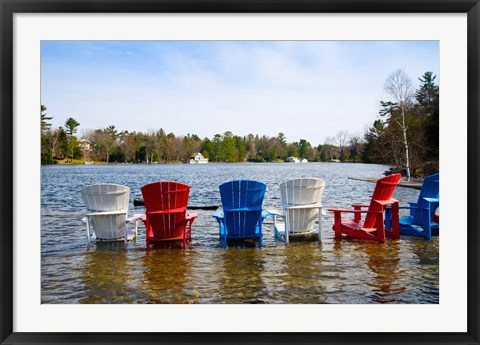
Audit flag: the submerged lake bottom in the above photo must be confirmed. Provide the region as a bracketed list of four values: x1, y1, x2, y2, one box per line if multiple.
[41, 163, 439, 304]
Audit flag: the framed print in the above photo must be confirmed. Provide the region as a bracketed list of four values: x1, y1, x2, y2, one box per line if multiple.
[1, 1, 479, 344]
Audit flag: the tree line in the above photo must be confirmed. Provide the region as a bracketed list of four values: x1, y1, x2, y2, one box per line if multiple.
[40, 118, 349, 164]
[41, 69, 439, 177]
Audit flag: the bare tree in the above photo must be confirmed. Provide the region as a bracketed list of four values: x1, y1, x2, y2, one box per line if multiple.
[384, 69, 414, 180]
[48, 128, 61, 161]
[89, 129, 115, 163]
[144, 129, 158, 163]
[335, 130, 349, 162]
[348, 133, 362, 162]
[322, 136, 335, 161]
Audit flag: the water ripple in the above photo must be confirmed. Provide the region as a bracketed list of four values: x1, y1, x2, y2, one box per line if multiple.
[41, 163, 438, 304]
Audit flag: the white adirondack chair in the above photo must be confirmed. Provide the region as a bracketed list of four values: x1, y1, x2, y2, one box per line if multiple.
[268, 178, 326, 243]
[80, 184, 141, 244]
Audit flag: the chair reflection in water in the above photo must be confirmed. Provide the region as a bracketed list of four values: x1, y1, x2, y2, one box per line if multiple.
[213, 180, 267, 247]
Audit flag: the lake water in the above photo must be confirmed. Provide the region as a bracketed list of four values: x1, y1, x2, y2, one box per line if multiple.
[41, 163, 439, 304]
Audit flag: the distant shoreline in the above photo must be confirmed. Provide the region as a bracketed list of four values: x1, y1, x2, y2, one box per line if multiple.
[48, 160, 365, 165]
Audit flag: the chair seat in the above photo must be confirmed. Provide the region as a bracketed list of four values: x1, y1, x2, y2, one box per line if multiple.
[290, 228, 315, 234]
[400, 216, 439, 229]
[399, 215, 414, 225]
[147, 233, 189, 242]
[225, 233, 260, 239]
[398, 214, 439, 239]
[341, 219, 376, 233]
[94, 230, 136, 241]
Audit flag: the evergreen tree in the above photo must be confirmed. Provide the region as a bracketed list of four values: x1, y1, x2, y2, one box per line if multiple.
[361, 119, 385, 163]
[416, 72, 439, 160]
[222, 131, 237, 162]
[64, 117, 80, 160]
[41, 105, 54, 163]
[416, 72, 439, 116]
[41, 105, 52, 132]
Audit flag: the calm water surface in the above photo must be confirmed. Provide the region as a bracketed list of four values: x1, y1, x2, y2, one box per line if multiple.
[41, 163, 439, 304]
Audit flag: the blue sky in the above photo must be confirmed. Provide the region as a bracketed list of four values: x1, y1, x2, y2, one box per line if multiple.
[41, 41, 439, 145]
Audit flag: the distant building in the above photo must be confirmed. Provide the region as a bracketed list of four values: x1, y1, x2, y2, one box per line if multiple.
[79, 139, 91, 152]
[189, 152, 208, 164]
[286, 156, 300, 163]
[79, 139, 92, 161]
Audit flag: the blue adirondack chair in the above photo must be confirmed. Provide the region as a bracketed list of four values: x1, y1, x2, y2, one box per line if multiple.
[385, 173, 439, 240]
[212, 180, 267, 247]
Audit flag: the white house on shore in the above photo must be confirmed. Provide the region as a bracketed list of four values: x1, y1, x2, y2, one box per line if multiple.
[189, 152, 208, 164]
[286, 156, 300, 163]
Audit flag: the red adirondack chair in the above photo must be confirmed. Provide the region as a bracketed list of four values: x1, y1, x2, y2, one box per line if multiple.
[328, 174, 401, 243]
[140, 181, 198, 248]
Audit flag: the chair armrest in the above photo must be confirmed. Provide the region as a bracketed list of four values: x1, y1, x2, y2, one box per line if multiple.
[86, 210, 128, 217]
[265, 209, 284, 217]
[212, 211, 224, 219]
[423, 197, 439, 203]
[127, 213, 144, 223]
[328, 208, 382, 214]
[285, 203, 323, 210]
[399, 205, 429, 210]
[186, 213, 198, 220]
[351, 204, 369, 208]
[373, 198, 398, 206]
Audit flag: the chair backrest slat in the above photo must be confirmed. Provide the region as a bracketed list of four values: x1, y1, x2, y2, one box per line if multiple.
[141, 181, 190, 239]
[80, 184, 130, 240]
[364, 174, 401, 228]
[81, 184, 130, 212]
[280, 178, 325, 234]
[280, 178, 325, 207]
[219, 180, 266, 237]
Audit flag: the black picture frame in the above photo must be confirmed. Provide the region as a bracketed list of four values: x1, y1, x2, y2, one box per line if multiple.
[1, 1, 479, 344]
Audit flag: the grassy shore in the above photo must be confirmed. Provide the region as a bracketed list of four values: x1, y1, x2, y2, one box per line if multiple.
[55, 159, 107, 165]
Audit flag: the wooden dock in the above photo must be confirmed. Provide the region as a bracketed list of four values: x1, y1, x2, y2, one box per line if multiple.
[348, 177, 422, 190]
